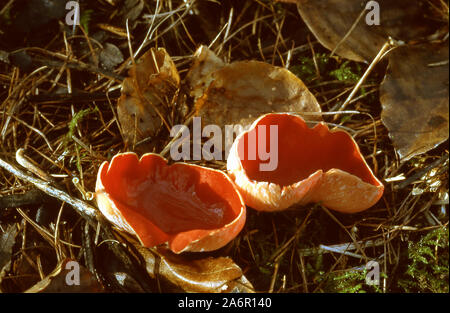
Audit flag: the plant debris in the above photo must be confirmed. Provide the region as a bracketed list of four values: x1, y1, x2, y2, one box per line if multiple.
[117, 47, 180, 152]
[295, 0, 442, 62]
[193, 60, 322, 130]
[136, 244, 254, 293]
[380, 42, 449, 161]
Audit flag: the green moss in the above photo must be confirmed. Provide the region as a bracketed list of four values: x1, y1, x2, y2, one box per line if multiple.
[66, 108, 94, 143]
[340, 114, 352, 124]
[310, 265, 384, 293]
[329, 61, 361, 82]
[398, 226, 449, 293]
[290, 53, 331, 83]
[80, 9, 93, 34]
[291, 54, 365, 85]
[327, 270, 367, 293]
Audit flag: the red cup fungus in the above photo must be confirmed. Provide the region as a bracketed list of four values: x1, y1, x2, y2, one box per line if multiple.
[227, 113, 384, 213]
[96, 152, 246, 253]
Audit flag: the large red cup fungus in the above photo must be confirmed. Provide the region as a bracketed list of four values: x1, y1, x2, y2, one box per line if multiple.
[227, 113, 384, 213]
[96, 152, 246, 253]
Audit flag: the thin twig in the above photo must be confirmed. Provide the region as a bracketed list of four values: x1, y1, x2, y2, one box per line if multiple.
[0, 156, 98, 221]
[330, 7, 367, 57]
[333, 41, 391, 118]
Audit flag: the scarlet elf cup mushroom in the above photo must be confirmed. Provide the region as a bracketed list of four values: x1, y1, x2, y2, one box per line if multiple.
[95, 152, 246, 253]
[227, 113, 384, 213]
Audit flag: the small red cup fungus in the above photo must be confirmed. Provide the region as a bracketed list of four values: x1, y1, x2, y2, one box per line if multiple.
[227, 113, 384, 213]
[96, 152, 246, 253]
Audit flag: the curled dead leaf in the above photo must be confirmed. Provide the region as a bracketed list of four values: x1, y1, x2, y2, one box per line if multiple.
[380, 42, 449, 161]
[136, 245, 254, 293]
[186, 45, 226, 100]
[117, 47, 180, 152]
[194, 60, 322, 130]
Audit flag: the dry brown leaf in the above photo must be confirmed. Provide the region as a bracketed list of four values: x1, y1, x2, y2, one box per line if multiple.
[194, 60, 322, 129]
[380, 42, 449, 161]
[117, 47, 180, 152]
[296, 0, 438, 62]
[186, 45, 226, 100]
[135, 245, 254, 293]
[24, 258, 104, 293]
